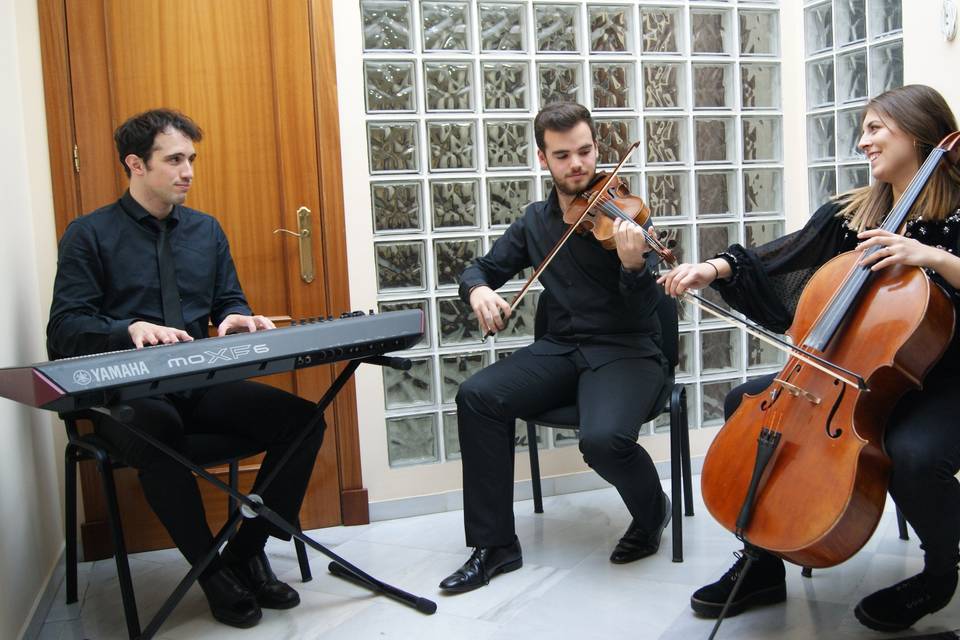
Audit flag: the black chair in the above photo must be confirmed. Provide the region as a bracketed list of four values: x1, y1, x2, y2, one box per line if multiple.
[63, 411, 313, 640]
[522, 289, 694, 562]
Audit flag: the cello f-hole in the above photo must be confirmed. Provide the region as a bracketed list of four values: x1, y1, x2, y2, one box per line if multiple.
[825, 379, 845, 439]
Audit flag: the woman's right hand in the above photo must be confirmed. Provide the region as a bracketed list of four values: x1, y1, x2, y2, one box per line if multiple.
[657, 262, 720, 298]
[469, 285, 512, 334]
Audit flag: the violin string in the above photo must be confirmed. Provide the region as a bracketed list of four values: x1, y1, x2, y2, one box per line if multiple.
[591, 193, 669, 255]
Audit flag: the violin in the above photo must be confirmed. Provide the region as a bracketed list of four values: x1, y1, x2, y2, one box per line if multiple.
[563, 171, 653, 251]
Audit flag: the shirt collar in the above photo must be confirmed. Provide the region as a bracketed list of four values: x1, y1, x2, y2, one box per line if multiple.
[119, 190, 181, 228]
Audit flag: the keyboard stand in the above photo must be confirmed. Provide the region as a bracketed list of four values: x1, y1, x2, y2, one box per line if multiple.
[93, 357, 436, 640]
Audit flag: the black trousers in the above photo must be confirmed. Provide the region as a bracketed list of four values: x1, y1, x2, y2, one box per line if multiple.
[456, 346, 666, 548]
[726, 373, 960, 574]
[94, 380, 324, 569]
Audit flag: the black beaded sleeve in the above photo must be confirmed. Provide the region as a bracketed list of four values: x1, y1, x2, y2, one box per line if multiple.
[709, 200, 858, 333]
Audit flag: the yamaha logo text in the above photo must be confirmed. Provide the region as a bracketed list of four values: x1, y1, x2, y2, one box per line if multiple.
[167, 344, 269, 368]
[72, 361, 150, 386]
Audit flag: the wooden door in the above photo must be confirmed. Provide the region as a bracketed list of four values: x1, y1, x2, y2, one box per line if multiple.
[38, 0, 365, 559]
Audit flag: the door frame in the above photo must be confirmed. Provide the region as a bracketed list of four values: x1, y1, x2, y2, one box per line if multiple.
[36, 0, 368, 557]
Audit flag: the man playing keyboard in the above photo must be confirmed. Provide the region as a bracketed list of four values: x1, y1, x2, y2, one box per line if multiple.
[46, 109, 323, 629]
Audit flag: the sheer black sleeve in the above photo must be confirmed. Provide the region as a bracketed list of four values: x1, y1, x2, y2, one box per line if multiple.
[710, 201, 858, 333]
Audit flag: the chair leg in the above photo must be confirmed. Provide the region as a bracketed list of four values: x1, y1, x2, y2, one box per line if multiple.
[677, 387, 694, 517]
[294, 518, 312, 583]
[896, 506, 909, 541]
[64, 447, 79, 605]
[527, 421, 544, 514]
[669, 394, 683, 563]
[98, 459, 141, 640]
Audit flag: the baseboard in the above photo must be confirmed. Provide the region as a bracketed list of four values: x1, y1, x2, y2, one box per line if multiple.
[369, 455, 704, 522]
[20, 546, 65, 640]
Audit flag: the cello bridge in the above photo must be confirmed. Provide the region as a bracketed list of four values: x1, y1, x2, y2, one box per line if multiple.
[772, 378, 821, 405]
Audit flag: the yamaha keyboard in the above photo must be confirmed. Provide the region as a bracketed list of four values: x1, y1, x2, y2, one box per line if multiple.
[0, 309, 423, 413]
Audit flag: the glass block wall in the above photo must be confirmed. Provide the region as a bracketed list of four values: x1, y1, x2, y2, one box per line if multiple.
[804, 0, 903, 208]
[361, 0, 786, 468]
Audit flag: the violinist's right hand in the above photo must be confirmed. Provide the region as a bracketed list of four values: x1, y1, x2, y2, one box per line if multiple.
[469, 285, 511, 335]
[657, 260, 727, 297]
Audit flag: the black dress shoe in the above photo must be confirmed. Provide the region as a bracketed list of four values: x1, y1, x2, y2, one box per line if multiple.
[610, 492, 672, 564]
[854, 569, 958, 632]
[198, 567, 262, 628]
[223, 550, 301, 609]
[690, 550, 786, 618]
[439, 537, 523, 593]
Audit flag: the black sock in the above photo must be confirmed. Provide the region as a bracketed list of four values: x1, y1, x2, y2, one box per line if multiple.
[224, 523, 269, 562]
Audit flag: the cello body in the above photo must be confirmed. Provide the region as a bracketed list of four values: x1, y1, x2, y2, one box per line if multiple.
[701, 249, 955, 568]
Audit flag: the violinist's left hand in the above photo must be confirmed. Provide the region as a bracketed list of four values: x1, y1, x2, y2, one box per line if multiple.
[614, 218, 652, 271]
[856, 229, 942, 271]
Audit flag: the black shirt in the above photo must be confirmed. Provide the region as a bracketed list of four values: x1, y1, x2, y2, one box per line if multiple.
[458, 188, 663, 368]
[47, 191, 252, 358]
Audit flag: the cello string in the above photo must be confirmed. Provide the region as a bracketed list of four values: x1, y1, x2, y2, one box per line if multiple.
[807, 147, 946, 347]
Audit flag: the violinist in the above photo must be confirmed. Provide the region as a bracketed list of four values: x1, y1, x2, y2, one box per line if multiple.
[660, 84, 960, 632]
[439, 102, 671, 593]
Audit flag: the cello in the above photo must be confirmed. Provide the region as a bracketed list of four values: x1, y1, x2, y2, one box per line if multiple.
[700, 132, 960, 570]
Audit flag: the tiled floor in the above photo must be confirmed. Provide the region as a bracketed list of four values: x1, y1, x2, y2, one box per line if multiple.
[38, 477, 960, 639]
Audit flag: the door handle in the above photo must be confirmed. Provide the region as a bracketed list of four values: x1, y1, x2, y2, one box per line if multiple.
[273, 206, 315, 283]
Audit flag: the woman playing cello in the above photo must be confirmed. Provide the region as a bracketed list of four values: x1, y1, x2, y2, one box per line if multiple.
[659, 84, 960, 632]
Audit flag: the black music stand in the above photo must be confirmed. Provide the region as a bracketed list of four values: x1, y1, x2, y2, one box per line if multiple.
[89, 355, 436, 640]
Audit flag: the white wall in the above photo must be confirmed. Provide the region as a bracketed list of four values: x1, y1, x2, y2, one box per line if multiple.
[781, 0, 810, 231]
[0, 0, 65, 637]
[904, 1, 960, 109]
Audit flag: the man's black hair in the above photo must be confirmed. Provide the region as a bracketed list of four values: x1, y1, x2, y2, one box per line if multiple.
[534, 102, 596, 151]
[114, 109, 202, 177]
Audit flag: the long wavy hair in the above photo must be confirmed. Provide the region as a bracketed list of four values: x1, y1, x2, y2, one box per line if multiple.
[839, 84, 960, 231]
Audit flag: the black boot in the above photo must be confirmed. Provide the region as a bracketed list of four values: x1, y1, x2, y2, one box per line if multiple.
[690, 550, 786, 618]
[610, 492, 672, 564]
[854, 569, 958, 632]
[439, 537, 522, 593]
[198, 567, 262, 628]
[223, 549, 301, 609]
